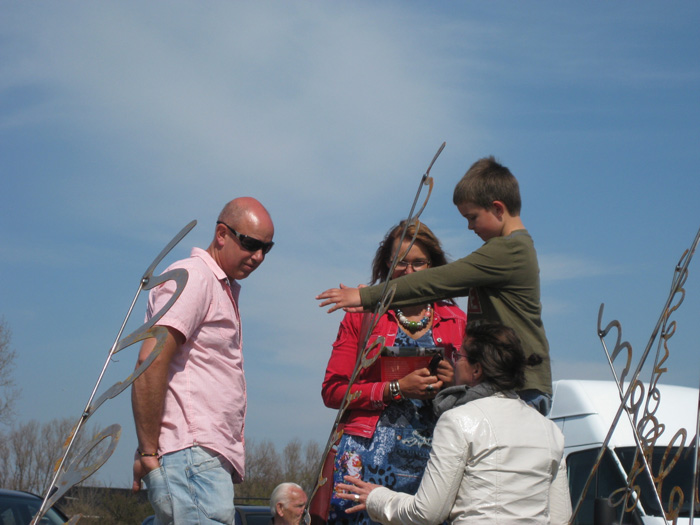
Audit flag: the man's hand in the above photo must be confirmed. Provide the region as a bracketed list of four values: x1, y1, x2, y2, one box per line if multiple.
[131, 327, 181, 494]
[316, 284, 362, 313]
[132, 452, 160, 493]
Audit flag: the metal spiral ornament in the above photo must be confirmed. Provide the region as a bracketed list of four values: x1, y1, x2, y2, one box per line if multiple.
[570, 227, 700, 525]
[305, 143, 445, 524]
[31, 221, 197, 525]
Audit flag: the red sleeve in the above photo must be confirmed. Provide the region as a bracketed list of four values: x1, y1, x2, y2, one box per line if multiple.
[321, 313, 388, 411]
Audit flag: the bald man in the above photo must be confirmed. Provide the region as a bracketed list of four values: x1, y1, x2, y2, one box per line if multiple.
[132, 197, 275, 524]
[270, 483, 308, 525]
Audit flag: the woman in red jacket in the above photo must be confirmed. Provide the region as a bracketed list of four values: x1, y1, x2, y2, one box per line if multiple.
[322, 220, 466, 525]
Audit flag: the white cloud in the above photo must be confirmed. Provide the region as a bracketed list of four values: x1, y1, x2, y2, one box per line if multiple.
[1, 2, 471, 239]
[539, 253, 625, 282]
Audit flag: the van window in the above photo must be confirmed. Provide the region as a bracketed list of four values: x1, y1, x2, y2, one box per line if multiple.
[566, 447, 640, 524]
[616, 446, 699, 518]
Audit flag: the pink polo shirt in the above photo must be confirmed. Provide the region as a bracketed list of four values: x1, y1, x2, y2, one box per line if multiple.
[147, 247, 247, 482]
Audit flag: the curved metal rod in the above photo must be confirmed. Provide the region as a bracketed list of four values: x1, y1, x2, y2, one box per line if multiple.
[569, 227, 700, 524]
[690, 384, 700, 524]
[33, 221, 196, 525]
[40, 424, 122, 511]
[305, 286, 395, 514]
[374, 144, 442, 312]
[306, 143, 446, 521]
[598, 319, 666, 517]
[87, 325, 171, 415]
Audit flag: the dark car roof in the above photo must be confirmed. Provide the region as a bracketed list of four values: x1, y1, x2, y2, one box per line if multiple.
[0, 488, 69, 521]
[144, 504, 270, 525]
[0, 489, 43, 498]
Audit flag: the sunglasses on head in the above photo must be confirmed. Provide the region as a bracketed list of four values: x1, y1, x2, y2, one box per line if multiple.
[216, 221, 274, 255]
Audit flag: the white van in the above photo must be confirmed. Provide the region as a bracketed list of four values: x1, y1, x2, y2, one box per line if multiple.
[548, 379, 699, 524]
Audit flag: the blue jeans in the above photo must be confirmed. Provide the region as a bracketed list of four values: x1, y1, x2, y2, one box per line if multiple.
[144, 446, 235, 525]
[519, 389, 553, 416]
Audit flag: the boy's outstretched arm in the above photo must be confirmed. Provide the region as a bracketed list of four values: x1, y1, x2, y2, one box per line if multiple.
[316, 283, 362, 313]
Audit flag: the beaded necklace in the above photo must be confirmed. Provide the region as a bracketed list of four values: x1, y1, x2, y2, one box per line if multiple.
[394, 304, 432, 333]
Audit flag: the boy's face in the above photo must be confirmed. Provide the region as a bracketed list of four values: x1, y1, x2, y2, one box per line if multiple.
[457, 201, 502, 241]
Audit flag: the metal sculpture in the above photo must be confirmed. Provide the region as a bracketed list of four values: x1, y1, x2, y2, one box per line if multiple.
[570, 227, 700, 524]
[31, 221, 197, 525]
[305, 142, 445, 524]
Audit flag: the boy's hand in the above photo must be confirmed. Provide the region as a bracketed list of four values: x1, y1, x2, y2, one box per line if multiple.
[316, 284, 362, 313]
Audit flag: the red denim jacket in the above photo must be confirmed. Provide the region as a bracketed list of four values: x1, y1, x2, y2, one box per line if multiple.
[321, 302, 467, 438]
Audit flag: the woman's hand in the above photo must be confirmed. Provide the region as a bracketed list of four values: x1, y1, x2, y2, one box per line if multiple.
[316, 284, 362, 313]
[399, 368, 443, 399]
[335, 476, 381, 514]
[435, 358, 454, 387]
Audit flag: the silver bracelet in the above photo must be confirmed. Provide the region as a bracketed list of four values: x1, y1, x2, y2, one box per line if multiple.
[389, 380, 404, 401]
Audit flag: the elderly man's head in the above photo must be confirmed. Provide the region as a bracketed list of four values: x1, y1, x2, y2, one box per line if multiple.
[270, 482, 307, 525]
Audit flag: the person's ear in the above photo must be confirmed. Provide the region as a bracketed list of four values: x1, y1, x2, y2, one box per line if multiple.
[276, 502, 285, 518]
[214, 222, 227, 247]
[472, 362, 483, 383]
[491, 201, 506, 219]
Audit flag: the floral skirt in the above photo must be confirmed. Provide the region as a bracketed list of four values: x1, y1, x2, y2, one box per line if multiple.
[328, 399, 437, 525]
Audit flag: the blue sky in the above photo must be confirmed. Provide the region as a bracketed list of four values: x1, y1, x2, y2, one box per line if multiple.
[1, 2, 699, 489]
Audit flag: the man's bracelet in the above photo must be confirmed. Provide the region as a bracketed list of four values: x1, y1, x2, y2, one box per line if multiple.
[389, 380, 404, 401]
[137, 448, 158, 457]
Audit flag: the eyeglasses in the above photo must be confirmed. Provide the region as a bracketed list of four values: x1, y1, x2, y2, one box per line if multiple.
[216, 221, 274, 255]
[395, 259, 430, 271]
[453, 351, 470, 362]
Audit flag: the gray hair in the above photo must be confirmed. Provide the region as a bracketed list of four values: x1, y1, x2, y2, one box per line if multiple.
[270, 482, 304, 516]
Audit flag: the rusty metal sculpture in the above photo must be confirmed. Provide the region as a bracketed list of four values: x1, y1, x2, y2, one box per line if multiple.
[570, 227, 700, 525]
[305, 143, 445, 524]
[31, 220, 197, 525]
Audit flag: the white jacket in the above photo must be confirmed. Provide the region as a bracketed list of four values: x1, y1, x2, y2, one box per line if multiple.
[366, 394, 572, 524]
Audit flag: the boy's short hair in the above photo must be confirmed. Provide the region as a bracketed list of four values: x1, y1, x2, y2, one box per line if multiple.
[452, 156, 522, 215]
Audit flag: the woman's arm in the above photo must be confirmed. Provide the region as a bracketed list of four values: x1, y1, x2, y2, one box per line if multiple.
[321, 313, 388, 411]
[549, 456, 573, 525]
[361, 411, 467, 524]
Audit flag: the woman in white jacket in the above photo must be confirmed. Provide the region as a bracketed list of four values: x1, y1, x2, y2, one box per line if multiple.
[336, 321, 571, 524]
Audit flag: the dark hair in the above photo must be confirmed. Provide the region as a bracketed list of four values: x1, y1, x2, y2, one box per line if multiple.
[463, 321, 530, 391]
[452, 156, 522, 215]
[370, 220, 449, 284]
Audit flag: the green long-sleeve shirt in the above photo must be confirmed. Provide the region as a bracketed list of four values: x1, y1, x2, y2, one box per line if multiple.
[360, 230, 552, 394]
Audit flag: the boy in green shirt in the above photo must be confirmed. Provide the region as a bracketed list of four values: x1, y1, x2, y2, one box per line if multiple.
[316, 156, 552, 414]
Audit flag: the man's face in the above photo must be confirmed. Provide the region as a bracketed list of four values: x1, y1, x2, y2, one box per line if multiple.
[277, 487, 308, 525]
[219, 213, 274, 280]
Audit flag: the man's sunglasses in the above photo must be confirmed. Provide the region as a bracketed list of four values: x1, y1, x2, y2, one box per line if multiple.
[216, 221, 274, 255]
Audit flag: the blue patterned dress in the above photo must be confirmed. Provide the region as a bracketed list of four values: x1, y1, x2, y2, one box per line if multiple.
[328, 330, 439, 525]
